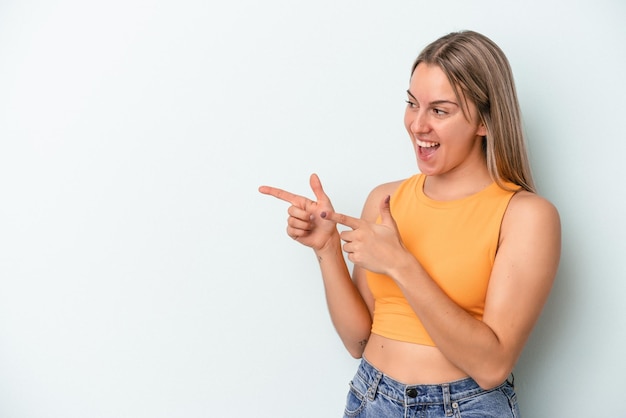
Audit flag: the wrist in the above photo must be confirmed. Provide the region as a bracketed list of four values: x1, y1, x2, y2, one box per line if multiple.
[388, 250, 423, 285]
[314, 231, 341, 258]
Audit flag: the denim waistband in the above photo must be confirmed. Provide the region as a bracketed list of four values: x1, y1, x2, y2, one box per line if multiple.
[356, 356, 498, 407]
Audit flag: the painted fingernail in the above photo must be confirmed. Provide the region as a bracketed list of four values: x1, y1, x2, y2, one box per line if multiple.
[320, 211, 327, 218]
[385, 195, 390, 204]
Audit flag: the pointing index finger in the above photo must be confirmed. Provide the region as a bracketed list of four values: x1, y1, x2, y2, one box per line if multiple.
[322, 211, 361, 230]
[258, 185, 309, 208]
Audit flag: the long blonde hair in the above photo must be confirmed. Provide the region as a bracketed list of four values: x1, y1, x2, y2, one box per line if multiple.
[412, 31, 535, 192]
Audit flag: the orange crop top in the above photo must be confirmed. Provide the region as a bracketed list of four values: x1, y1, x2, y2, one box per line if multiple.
[367, 174, 518, 346]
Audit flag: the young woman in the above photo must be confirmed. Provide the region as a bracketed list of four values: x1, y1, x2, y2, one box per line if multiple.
[259, 30, 560, 417]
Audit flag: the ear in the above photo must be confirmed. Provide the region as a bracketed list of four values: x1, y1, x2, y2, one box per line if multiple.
[476, 121, 487, 137]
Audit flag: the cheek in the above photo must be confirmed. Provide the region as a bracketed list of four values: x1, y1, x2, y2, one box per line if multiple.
[448, 120, 478, 139]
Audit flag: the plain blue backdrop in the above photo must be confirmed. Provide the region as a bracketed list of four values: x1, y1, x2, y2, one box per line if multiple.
[0, 1, 624, 417]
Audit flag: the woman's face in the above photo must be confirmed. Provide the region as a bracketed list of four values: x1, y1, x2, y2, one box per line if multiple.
[404, 63, 486, 178]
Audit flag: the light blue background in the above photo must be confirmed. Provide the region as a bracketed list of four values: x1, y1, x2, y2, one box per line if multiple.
[0, 1, 624, 417]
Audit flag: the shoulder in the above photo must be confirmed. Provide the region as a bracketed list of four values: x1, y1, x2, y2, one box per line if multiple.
[506, 190, 560, 222]
[369, 179, 406, 200]
[501, 190, 561, 245]
[360, 179, 407, 222]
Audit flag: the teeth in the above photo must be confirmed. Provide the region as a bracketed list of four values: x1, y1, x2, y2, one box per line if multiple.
[416, 139, 440, 148]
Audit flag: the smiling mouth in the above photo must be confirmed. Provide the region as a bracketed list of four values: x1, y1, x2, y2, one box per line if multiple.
[416, 139, 440, 148]
[415, 138, 440, 159]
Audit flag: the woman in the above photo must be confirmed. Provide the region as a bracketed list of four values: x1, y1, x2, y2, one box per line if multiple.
[259, 30, 560, 417]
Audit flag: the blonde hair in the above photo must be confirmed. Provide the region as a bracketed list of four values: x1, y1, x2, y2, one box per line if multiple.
[412, 30, 535, 192]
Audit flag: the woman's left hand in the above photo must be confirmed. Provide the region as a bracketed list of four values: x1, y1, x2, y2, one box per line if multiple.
[323, 195, 409, 275]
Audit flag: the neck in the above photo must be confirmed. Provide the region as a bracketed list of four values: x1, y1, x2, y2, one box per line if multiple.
[422, 164, 492, 201]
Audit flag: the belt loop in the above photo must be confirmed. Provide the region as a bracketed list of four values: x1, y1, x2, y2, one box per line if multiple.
[367, 371, 382, 401]
[442, 383, 453, 417]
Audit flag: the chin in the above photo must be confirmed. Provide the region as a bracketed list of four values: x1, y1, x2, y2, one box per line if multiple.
[415, 160, 438, 176]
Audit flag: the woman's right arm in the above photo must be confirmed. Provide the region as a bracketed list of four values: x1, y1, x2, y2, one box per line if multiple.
[314, 236, 372, 358]
[326, 180, 402, 356]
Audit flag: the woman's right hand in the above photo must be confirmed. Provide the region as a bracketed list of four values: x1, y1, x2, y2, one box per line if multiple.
[259, 173, 338, 251]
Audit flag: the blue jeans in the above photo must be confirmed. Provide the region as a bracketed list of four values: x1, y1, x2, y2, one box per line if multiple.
[344, 357, 520, 418]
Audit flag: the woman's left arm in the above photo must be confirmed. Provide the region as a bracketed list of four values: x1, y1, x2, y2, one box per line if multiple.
[396, 191, 561, 389]
[328, 191, 561, 389]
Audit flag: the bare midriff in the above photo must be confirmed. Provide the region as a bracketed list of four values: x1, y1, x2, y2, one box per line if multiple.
[363, 333, 468, 384]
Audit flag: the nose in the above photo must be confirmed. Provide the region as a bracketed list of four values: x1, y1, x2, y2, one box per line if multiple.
[408, 110, 430, 134]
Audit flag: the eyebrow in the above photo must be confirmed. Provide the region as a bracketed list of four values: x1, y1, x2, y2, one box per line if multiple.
[406, 90, 459, 107]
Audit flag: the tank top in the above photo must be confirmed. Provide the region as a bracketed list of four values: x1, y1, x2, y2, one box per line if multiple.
[366, 174, 518, 346]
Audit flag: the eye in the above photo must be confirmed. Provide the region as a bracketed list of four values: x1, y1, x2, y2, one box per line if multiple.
[433, 108, 447, 115]
[405, 100, 417, 108]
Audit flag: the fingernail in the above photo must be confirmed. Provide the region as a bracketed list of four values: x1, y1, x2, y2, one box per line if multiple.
[320, 211, 327, 218]
[385, 195, 390, 204]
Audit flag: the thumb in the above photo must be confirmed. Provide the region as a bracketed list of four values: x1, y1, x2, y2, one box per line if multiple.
[379, 195, 398, 229]
[309, 173, 331, 204]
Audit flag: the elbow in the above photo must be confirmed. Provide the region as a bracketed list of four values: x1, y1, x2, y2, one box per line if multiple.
[473, 364, 514, 390]
[346, 344, 365, 359]
[348, 350, 363, 360]
[344, 336, 369, 359]
[475, 375, 508, 391]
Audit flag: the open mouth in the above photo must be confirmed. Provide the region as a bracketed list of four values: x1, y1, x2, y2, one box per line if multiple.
[416, 139, 440, 148]
[416, 138, 440, 158]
